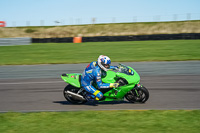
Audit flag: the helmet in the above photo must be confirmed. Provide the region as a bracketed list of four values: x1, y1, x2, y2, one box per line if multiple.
[97, 55, 111, 71]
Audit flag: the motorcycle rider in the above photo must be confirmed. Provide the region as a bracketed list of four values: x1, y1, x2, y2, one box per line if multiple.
[81, 55, 119, 101]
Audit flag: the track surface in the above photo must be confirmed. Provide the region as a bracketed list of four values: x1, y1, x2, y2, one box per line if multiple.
[0, 61, 200, 112]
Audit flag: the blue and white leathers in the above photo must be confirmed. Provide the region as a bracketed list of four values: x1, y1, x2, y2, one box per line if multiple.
[81, 61, 116, 100]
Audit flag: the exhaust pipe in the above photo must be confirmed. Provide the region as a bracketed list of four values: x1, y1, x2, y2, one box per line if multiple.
[65, 91, 86, 101]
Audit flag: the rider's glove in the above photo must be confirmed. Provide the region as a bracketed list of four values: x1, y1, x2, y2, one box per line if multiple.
[110, 83, 119, 88]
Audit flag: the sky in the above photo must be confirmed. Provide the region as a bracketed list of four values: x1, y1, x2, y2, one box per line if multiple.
[0, 0, 200, 27]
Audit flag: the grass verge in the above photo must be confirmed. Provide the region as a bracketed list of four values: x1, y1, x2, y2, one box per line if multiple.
[0, 40, 200, 65]
[0, 110, 200, 133]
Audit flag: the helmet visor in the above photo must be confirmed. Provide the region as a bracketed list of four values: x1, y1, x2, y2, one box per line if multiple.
[102, 63, 110, 69]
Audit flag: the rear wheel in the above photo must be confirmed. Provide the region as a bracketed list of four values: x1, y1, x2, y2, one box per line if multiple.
[125, 86, 149, 103]
[63, 84, 86, 104]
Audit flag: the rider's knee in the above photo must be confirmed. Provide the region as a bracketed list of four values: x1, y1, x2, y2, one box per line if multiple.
[94, 91, 103, 100]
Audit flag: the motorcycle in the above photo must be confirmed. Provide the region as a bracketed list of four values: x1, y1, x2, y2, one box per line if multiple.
[61, 63, 149, 104]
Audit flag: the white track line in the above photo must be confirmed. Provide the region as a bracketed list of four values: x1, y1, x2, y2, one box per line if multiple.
[0, 81, 64, 85]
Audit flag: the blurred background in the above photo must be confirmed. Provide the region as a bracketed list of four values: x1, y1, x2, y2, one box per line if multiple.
[0, 0, 200, 38]
[2, 13, 200, 27]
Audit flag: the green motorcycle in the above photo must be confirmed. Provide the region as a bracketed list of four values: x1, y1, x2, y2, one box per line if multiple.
[61, 64, 149, 104]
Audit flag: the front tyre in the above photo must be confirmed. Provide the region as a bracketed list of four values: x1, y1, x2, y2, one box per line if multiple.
[125, 86, 149, 103]
[63, 84, 86, 104]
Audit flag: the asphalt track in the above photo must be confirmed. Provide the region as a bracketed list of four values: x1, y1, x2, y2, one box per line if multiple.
[0, 61, 200, 112]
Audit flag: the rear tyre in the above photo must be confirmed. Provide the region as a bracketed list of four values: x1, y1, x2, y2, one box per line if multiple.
[125, 86, 149, 103]
[63, 84, 86, 104]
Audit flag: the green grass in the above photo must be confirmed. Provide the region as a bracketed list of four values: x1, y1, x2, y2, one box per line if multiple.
[0, 40, 200, 65]
[0, 110, 200, 133]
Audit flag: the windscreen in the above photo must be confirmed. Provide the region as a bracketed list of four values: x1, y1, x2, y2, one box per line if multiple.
[118, 64, 134, 75]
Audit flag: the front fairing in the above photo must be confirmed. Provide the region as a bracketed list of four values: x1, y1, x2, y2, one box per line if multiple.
[118, 66, 140, 85]
[102, 66, 140, 85]
[101, 64, 140, 99]
[101, 71, 116, 83]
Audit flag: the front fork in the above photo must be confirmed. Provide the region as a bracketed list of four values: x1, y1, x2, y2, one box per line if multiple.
[134, 89, 139, 96]
[134, 83, 143, 96]
[128, 83, 142, 97]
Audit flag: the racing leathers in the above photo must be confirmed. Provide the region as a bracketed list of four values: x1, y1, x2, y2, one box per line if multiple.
[81, 61, 118, 100]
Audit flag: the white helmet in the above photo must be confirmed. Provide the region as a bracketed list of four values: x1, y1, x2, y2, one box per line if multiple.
[97, 55, 111, 71]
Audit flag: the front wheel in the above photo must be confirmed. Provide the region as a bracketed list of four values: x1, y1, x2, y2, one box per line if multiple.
[125, 86, 149, 103]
